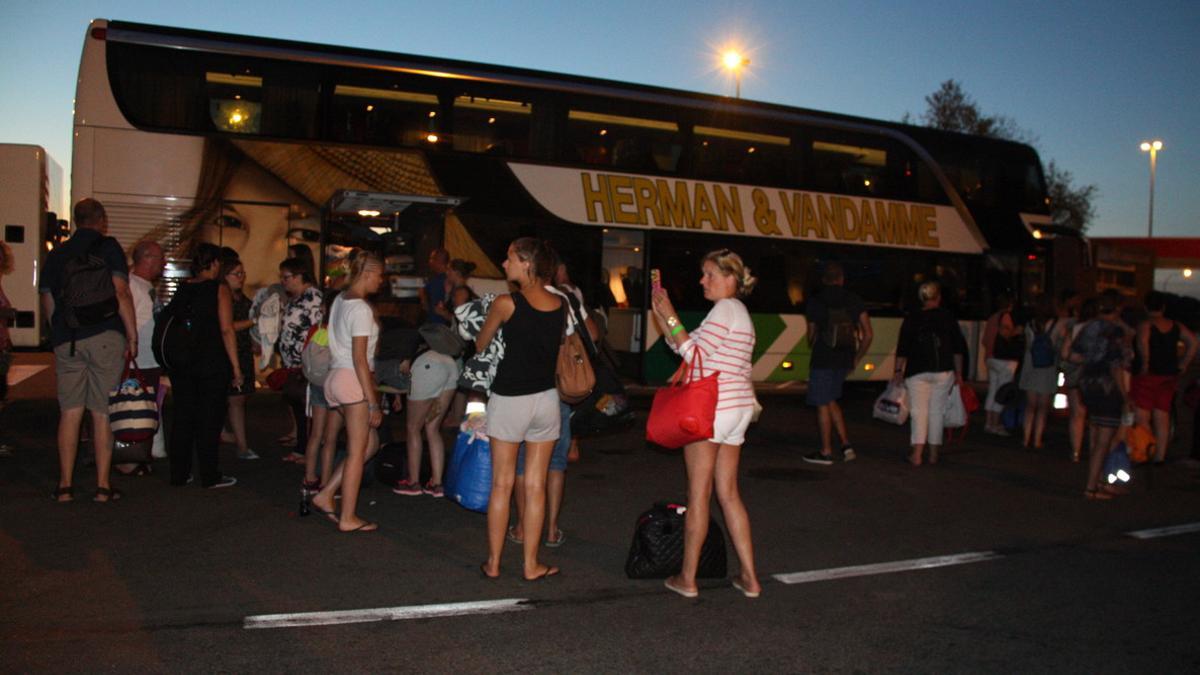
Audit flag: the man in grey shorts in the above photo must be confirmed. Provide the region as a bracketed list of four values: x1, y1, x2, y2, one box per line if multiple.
[39, 199, 137, 502]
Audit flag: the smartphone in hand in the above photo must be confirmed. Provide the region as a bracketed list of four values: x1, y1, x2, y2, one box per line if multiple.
[650, 268, 662, 293]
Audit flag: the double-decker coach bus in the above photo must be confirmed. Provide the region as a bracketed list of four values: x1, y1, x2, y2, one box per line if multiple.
[73, 19, 1069, 382]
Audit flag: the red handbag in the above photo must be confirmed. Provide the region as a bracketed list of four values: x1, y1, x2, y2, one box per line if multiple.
[961, 383, 981, 415]
[646, 350, 719, 449]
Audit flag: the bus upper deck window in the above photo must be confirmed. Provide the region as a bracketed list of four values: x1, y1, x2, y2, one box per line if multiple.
[692, 125, 790, 185]
[451, 96, 531, 156]
[811, 140, 886, 196]
[566, 110, 680, 172]
[206, 72, 263, 134]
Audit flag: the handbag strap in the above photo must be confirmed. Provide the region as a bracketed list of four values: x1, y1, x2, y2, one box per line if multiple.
[670, 348, 705, 387]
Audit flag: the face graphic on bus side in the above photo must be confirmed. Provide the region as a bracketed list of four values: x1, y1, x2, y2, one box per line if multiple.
[201, 160, 318, 294]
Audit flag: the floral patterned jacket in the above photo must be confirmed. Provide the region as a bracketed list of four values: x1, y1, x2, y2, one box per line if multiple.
[454, 293, 504, 394]
[278, 286, 323, 369]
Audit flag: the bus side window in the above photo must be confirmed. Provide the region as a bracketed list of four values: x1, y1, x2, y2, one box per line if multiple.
[565, 110, 681, 173]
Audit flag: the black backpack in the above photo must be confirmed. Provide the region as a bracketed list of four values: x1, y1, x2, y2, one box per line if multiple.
[152, 286, 198, 372]
[58, 235, 118, 335]
[822, 304, 859, 351]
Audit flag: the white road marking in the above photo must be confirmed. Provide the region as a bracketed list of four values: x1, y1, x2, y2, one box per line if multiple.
[772, 551, 1000, 585]
[244, 598, 530, 630]
[1126, 522, 1200, 540]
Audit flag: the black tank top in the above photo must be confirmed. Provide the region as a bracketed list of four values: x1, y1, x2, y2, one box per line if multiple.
[491, 291, 564, 396]
[1147, 321, 1181, 375]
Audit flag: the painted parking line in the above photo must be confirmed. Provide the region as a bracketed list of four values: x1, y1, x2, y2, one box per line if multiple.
[244, 598, 531, 630]
[772, 551, 1000, 585]
[1126, 522, 1200, 540]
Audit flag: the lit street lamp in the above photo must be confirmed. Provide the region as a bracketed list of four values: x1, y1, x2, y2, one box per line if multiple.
[1139, 139, 1163, 237]
[1161, 267, 1193, 293]
[722, 50, 750, 98]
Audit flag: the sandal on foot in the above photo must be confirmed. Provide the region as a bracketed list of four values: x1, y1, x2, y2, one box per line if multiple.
[506, 526, 524, 545]
[664, 578, 698, 598]
[480, 564, 500, 580]
[731, 578, 761, 598]
[51, 486, 74, 503]
[310, 503, 339, 524]
[1084, 489, 1113, 500]
[338, 521, 378, 533]
[93, 487, 123, 503]
[522, 566, 560, 582]
[544, 529, 566, 548]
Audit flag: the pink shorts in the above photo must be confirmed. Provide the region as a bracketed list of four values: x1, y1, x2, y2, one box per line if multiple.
[324, 368, 367, 408]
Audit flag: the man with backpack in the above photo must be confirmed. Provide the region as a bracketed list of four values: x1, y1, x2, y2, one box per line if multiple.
[39, 199, 137, 502]
[803, 262, 873, 464]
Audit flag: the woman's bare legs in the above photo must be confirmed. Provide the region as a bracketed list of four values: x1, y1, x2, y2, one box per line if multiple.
[909, 443, 925, 466]
[483, 439, 520, 578]
[423, 388, 456, 485]
[405, 398, 435, 484]
[226, 394, 250, 455]
[303, 405, 328, 485]
[1024, 392, 1051, 448]
[319, 410, 343, 487]
[517, 440, 556, 578]
[312, 402, 379, 531]
[1085, 424, 1117, 494]
[1068, 390, 1087, 461]
[668, 441, 717, 595]
[713, 442, 760, 595]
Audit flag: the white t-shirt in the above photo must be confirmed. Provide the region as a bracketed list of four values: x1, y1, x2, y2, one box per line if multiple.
[130, 273, 158, 369]
[328, 295, 378, 371]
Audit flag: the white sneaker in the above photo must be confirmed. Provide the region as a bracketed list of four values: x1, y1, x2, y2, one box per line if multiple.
[208, 475, 238, 489]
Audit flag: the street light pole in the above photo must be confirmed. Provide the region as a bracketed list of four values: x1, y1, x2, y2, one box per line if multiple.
[1140, 140, 1163, 237]
[722, 50, 750, 98]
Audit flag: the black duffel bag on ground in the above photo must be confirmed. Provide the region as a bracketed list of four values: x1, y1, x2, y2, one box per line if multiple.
[625, 502, 727, 579]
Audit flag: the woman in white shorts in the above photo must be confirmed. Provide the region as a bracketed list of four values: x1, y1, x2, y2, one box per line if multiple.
[476, 237, 563, 581]
[391, 348, 460, 497]
[650, 249, 762, 599]
[310, 251, 384, 533]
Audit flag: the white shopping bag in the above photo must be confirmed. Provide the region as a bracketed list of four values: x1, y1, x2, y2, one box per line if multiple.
[873, 381, 909, 425]
[943, 383, 967, 429]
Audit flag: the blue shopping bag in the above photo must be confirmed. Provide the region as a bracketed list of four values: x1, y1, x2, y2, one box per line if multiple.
[446, 429, 491, 513]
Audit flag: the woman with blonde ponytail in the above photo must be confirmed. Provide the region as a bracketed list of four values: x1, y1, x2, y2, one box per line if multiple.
[650, 248, 762, 599]
[311, 250, 385, 532]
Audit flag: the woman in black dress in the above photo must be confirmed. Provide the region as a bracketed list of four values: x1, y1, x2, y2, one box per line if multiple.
[167, 243, 242, 488]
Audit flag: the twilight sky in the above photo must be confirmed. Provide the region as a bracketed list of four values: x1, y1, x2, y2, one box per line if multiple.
[1, 0, 1197, 238]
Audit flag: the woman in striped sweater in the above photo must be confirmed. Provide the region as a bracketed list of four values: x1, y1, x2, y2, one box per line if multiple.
[651, 249, 762, 599]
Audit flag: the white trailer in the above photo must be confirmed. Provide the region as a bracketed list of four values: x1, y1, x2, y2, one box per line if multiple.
[0, 144, 65, 348]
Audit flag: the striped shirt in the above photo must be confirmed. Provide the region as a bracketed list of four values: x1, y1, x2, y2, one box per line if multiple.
[670, 298, 756, 411]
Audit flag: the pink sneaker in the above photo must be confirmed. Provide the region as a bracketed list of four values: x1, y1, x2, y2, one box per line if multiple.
[392, 479, 423, 496]
[423, 482, 444, 498]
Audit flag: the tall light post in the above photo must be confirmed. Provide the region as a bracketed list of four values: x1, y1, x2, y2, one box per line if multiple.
[1161, 267, 1193, 293]
[722, 50, 750, 98]
[1139, 139, 1163, 237]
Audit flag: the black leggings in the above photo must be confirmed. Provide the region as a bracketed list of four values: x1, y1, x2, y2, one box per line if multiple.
[169, 365, 230, 486]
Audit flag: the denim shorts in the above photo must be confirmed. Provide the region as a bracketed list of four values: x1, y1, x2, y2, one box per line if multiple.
[517, 399, 571, 475]
[807, 368, 849, 406]
[309, 382, 329, 408]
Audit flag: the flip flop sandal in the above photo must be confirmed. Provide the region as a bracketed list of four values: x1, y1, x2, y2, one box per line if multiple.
[543, 529, 566, 547]
[51, 486, 74, 503]
[664, 578, 698, 598]
[94, 487, 123, 503]
[731, 579, 761, 598]
[506, 526, 524, 545]
[522, 566, 560, 582]
[339, 521, 378, 533]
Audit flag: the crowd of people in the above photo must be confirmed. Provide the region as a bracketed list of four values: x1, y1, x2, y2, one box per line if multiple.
[22, 197, 1200, 597]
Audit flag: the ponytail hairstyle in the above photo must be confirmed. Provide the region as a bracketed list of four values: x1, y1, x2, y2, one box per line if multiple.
[345, 248, 382, 288]
[702, 248, 756, 298]
[510, 237, 559, 283]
